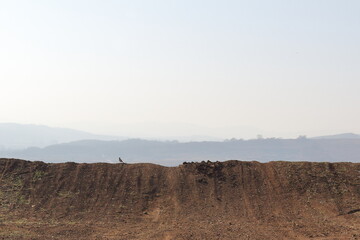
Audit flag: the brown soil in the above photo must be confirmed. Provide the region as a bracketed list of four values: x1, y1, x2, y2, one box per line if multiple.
[1, 158, 360, 239]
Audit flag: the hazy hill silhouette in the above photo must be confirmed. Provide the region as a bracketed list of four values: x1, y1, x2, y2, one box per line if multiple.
[0, 123, 123, 149]
[2, 138, 360, 166]
[312, 133, 360, 139]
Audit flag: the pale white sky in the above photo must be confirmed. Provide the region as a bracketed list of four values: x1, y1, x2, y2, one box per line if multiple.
[1, 0, 359, 139]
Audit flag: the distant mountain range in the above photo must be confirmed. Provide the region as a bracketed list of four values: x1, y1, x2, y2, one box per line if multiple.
[0, 123, 124, 149]
[1, 123, 360, 166]
[312, 133, 360, 139]
[1, 123, 359, 149]
[2, 138, 360, 166]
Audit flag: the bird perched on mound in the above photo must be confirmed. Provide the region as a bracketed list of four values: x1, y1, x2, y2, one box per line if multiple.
[118, 157, 124, 163]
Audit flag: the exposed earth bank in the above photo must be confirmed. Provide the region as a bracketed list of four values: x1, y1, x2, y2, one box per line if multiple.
[1, 158, 360, 239]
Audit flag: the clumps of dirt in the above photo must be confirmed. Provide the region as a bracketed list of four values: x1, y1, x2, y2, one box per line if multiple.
[195, 161, 224, 177]
[1, 158, 360, 240]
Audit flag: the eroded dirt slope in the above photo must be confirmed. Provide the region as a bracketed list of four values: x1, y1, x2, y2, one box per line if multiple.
[1, 158, 360, 239]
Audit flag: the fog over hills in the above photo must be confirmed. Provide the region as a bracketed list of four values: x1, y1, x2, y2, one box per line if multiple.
[1, 123, 360, 166]
[312, 133, 360, 139]
[0, 123, 123, 149]
[2, 138, 360, 166]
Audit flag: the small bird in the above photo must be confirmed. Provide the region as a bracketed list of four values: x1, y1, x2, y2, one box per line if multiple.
[118, 157, 124, 163]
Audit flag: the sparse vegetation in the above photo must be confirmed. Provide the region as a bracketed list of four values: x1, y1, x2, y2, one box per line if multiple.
[32, 170, 45, 182]
[58, 190, 75, 199]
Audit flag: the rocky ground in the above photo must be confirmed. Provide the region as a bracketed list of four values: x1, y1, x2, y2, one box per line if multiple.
[1, 158, 360, 239]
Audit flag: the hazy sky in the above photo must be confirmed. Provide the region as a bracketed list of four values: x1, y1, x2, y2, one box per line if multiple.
[1, 0, 359, 139]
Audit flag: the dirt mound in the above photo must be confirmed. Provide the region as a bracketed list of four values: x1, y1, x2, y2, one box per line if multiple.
[1, 158, 360, 239]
